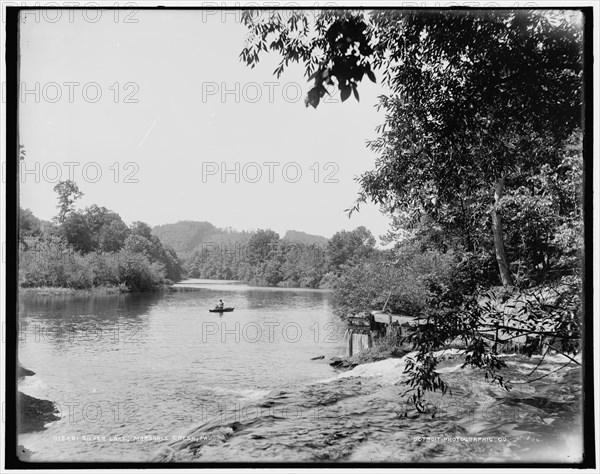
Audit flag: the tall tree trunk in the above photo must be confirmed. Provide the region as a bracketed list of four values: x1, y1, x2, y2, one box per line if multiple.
[491, 177, 513, 287]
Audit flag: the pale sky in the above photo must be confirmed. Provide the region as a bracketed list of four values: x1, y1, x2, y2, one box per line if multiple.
[18, 9, 392, 241]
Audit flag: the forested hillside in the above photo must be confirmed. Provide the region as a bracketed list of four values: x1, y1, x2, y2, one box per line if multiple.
[152, 221, 218, 256]
[152, 222, 334, 288]
[283, 230, 329, 246]
[184, 227, 372, 289]
[152, 222, 329, 257]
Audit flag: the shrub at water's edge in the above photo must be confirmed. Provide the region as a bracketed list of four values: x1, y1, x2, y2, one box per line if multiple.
[19, 181, 184, 293]
[18, 286, 126, 296]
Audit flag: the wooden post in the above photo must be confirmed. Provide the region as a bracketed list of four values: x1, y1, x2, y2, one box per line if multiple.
[348, 330, 353, 357]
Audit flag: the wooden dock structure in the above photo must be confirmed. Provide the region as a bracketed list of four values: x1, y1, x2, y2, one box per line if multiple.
[344, 310, 418, 357]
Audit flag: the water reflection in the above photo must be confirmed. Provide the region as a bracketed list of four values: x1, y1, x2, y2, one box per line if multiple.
[18, 293, 160, 353]
[17, 285, 345, 461]
[16, 286, 583, 463]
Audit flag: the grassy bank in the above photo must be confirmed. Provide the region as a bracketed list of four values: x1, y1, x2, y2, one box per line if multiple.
[19, 285, 128, 296]
[18, 284, 205, 296]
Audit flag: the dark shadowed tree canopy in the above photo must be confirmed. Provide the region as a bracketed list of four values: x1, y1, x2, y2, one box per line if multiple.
[241, 9, 583, 286]
[241, 10, 584, 408]
[327, 226, 376, 272]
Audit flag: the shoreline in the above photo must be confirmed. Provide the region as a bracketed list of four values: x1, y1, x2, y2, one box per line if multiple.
[174, 279, 333, 292]
[17, 364, 61, 461]
[18, 285, 204, 297]
[18, 280, 329, 297]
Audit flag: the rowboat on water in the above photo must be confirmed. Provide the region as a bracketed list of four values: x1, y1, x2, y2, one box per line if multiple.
[208, 307, 235, 313]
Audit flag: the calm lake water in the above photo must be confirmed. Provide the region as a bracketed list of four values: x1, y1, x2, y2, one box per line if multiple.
[18, 280, 583, 463]
[18, 280, 345, 461]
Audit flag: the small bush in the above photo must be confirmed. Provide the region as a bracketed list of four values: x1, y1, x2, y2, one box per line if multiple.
[333, 245, 456, 317]
[19, 237, 168, 292]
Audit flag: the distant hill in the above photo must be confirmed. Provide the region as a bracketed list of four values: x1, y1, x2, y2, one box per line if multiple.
[152, 221, 217, 255]
[283, 230, 329, 246]
[153, 222, 328, 257]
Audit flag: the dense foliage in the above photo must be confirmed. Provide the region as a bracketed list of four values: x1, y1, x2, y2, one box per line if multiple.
[333, 243, 457, 316]
[19, 180, 183, 292]
[241, 9, 585, 407]
[185, 226, 376, 289]
[20, 185, 382, 291]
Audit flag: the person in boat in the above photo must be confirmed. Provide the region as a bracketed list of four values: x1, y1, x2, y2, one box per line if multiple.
[215, 299, 225, 311]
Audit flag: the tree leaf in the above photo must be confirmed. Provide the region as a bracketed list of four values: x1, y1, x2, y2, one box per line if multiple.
[366, 67, 376, 83]
[340, 85, 351, 102]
